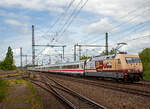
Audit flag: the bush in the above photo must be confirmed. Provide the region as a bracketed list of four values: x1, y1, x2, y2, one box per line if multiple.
[139, 48, 150, 80]
[0, 79, 8, 101]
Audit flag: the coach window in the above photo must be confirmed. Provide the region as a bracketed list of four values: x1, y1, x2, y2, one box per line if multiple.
[62, 65, 79, 69]
[118, 59, 121, 64]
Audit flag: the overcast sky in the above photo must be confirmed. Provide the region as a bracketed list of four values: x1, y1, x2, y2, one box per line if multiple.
[0, 0, 150, 66]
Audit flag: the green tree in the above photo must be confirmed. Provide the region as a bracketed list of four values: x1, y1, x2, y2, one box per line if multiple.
[139, 48, 150, 71]
[0, 46, 16, 70]
[100, 51, 107, 56]
[80, 56, 91, 60]
[139, 48, 150, 80]
[100, 48, 116, 56]
[109, 48, 116, 55]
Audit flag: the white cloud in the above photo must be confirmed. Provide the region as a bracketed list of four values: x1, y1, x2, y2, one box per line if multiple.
[109, 29, 150, 53]
[84, 18, 118, 34]
[12, 48, 20, 56]
[0, 10, 30, 20]
[83, 0, 150, 23]
[4, 19, 22, 26]
[1, 0, 150, 26]
[0, 0, 150, 24]
[0, 0, 150, 65]
[42, 48, 61, 55]
[0, 10, 17, 18]
[4, 19, 30, 34]
[125, 31, 150, 52]
[0, 0, 66, 12]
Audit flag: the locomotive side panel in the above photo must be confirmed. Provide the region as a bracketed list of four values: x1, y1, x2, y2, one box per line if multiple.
[85, 59, 124, 79]
[115, 54, 143, 81]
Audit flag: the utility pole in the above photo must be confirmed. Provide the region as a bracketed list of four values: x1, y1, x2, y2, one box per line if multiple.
[32, 25, 35, 66]
[106, 32, 108, 55]
[36, 59, 38, 66]
[20, 47, 22, 68]
[62, 46, 65, 60]
[60, 54, 63, 62]
[25, 55, 27, 66]
[49, 56, 51, 64]
[79, 45, 81, 60]
[74, 44, 76, 61]
[42, 60, 43, 66]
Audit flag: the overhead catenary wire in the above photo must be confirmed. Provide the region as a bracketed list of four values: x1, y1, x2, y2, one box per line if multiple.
[48, 0, 76, 32]
[110, 8, 150, 38]
[33, 1, 150, 65]
[39, 0, 150, 55]
[39, 0, 76, 40]
[59, 0, 89, 36]
[116, 20, 150, 41]
[82, 1, 150, 44]
[52, 0, 88, 43]
[108, 34, 150, 48]
[47, 0, 89, 49]
[124, 34, 150, 42]
[34, 0, 76, 62]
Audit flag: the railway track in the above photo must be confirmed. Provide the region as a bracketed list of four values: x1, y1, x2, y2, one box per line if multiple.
[29, 80, 75, 109]
[28, 74, 107, 109]
[30, 71, 150, 88]
[132, 82, 150, 88]
[73, 76, 150, 88]
[86, 77, 150, 89]
[45, 73, 150, 98]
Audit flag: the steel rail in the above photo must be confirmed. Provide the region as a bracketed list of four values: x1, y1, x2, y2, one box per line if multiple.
[29, 79, 77, 109]
[45, 76, 107, 109]
[46, 74, 150, 98]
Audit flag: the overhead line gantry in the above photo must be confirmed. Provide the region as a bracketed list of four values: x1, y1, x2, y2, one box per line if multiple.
[74, 44, 105, 61]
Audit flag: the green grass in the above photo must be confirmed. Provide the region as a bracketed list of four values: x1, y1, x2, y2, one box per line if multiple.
[0, 79, 8, 102]
[143, 70, 150, 80]
[27, 82, 42, 102]
[26, 82, 43, 109]
[7, 79, 26, 86]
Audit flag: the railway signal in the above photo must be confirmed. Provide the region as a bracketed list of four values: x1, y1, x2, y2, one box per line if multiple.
[20, 47, 22, 68]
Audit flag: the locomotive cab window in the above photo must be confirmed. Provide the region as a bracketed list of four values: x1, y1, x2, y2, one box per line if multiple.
[125, 57, 141, 64]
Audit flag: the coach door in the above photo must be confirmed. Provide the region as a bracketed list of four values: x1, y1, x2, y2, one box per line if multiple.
[95, 61, 103, 72]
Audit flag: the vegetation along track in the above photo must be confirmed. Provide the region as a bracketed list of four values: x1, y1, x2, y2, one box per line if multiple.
[44, 73, 150, 98]
[0, 75, 28, 79]
[27, 74, 107, 109]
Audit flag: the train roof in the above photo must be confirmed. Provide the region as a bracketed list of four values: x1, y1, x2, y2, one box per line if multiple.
[92, 53, 139, 61]
[34, 53, 139, 69]
[92, 54, 116, 61]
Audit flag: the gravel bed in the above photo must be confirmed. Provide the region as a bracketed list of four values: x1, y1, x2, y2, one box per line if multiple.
[47, 73, 150, 93]
[49, 75, 150, 109]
